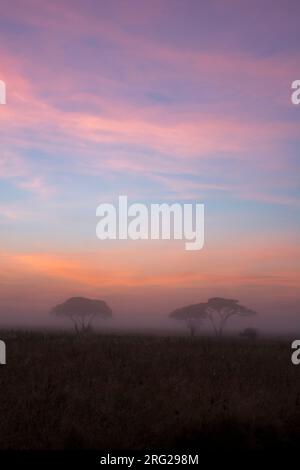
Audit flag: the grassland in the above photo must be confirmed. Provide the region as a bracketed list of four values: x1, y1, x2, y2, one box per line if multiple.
[0, 330, 299, 451]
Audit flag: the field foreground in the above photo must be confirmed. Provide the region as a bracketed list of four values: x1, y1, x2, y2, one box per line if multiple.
[0, 331, 299, 451]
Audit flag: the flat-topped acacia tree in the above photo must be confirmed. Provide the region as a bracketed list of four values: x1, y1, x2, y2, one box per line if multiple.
[169, 303, 208, 337]
[206, 297, 256, 337]
[50, 297, 112, 333]
[170, 298, 256, 338]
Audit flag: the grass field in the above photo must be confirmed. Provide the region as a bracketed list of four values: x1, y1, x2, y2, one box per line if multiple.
[0, 330, 299, 451]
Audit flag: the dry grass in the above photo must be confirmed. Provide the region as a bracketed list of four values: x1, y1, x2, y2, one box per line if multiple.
[0, 330, 299, 450]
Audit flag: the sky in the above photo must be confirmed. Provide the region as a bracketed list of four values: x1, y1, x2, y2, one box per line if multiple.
[0, 0, 299, 331]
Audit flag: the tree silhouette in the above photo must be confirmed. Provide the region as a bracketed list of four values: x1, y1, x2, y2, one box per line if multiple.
[169, 303, 207, 337]
[206, 297, 256, 337]
[50, 297, 112, 333]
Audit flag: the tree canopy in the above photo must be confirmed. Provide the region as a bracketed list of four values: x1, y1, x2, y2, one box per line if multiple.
[206, 297, 256, 336]
[170, 297, 256, 337]
[50, 296, 112, 333]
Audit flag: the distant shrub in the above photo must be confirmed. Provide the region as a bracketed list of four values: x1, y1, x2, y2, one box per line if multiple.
[240, 327, 258, 340]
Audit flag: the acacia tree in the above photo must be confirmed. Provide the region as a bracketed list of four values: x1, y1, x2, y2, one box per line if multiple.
[50, 297, 112, 333]
[169, 303, 208, 337]
[206, 297, 256, 337]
